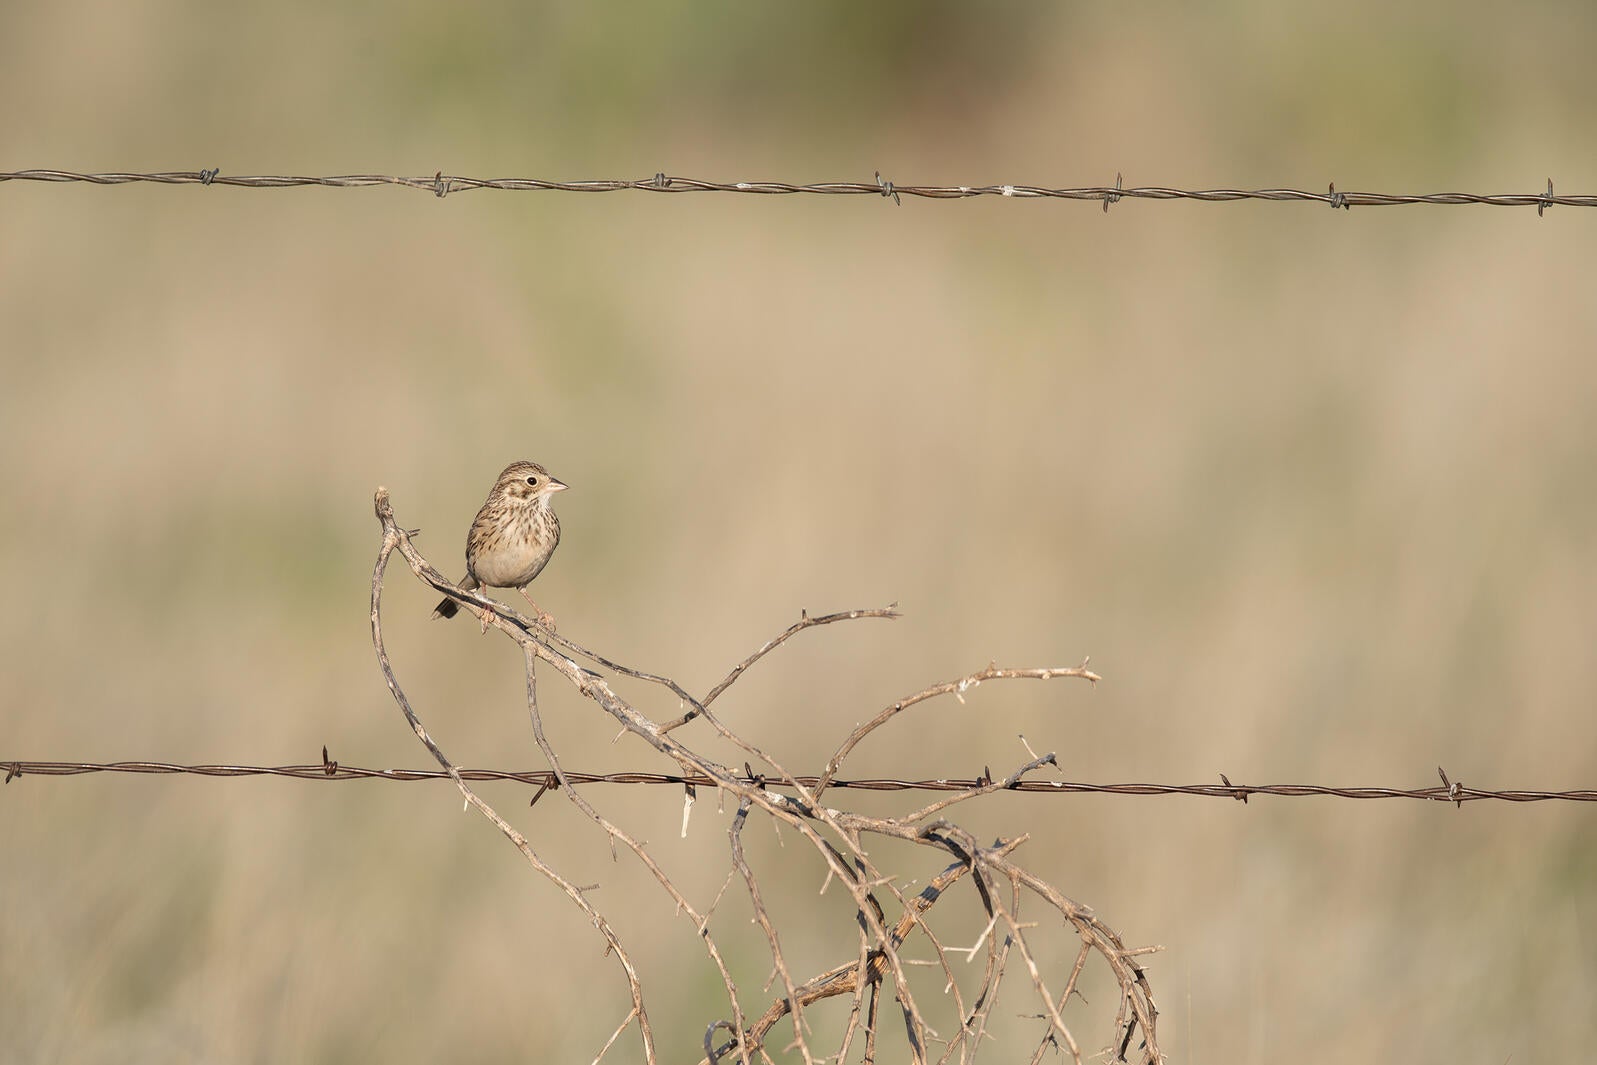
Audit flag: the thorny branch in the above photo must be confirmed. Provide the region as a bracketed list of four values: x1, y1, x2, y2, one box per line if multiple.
[371, 487, 1163, 1064]
[369, 498, 656, 1058]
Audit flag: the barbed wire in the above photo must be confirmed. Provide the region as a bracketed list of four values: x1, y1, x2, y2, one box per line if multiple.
[1, 169, 1589, 214]
[6, 757, 1592, 805]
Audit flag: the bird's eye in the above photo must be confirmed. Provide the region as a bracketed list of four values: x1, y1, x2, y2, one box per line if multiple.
[526, 476, 539, 486]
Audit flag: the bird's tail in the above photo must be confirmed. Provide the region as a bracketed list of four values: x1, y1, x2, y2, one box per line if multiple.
[432, 576, 478, 620]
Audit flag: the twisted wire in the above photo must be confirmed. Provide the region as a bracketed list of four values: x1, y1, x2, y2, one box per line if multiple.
[0, 169, 1588, 213]
[5, 759, 1592, 804]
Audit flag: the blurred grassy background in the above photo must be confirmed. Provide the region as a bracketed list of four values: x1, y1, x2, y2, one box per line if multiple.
[3, 1, 1596, 1061]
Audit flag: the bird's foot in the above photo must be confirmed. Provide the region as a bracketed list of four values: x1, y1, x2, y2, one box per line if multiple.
[518, 590, 556, 632]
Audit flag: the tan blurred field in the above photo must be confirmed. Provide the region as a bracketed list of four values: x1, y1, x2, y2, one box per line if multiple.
[3, 3, 1596, 1062]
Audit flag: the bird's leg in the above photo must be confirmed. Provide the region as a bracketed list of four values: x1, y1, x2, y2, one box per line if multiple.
[476, 596, 495, 634]
[518, 587, 556, 631]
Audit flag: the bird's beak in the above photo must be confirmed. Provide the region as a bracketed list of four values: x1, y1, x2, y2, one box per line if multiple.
[548, 478, 569, 492]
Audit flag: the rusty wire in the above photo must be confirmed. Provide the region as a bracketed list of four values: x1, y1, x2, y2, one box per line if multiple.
[4, 757, 1591, 804]
[0, 169, 1589, 214]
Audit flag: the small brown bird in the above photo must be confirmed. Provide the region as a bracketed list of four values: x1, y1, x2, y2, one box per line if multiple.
[432, 461, 567, 630]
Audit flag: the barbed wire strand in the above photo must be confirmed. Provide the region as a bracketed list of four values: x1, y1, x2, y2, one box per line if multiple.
[1, 169, 1590, 213]
[5, 758, 1591, 804]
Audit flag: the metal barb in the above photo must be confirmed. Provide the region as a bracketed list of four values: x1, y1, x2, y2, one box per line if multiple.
[875, 170, 901, 206]
[198, 167, 219, 186]
[1103, 171, 1123, 213]
[1220, 773, 1247, 803]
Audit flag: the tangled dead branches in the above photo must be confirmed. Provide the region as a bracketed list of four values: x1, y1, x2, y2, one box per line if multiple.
[370, 488, 1163, 1064]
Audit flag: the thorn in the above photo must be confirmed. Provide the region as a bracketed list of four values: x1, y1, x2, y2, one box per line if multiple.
[1220, 773, 1247, 803]
[681, 785, 696, 838]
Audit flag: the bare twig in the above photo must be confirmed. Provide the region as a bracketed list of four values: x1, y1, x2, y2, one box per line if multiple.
[521, 645, 754, 1063]
[814, 666, 1098, 800]
[660, 605, 901, 733]
[369, 490, 654, 1061]
[730, 800, 817, 1065]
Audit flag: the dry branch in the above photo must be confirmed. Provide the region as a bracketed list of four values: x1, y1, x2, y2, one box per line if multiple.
[370, 486, 1163, 1064]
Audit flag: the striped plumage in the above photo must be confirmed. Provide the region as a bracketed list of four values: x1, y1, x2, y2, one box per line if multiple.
[432, 461, 567, 626]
